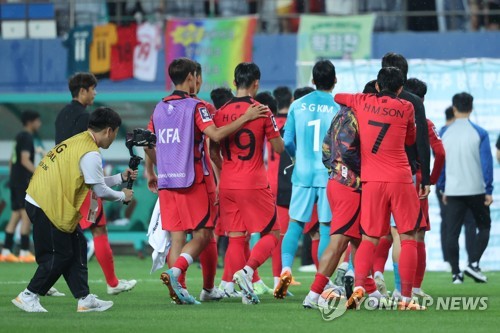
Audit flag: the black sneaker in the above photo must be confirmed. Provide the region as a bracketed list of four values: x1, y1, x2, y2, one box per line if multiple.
[452, 272, 464, 284]
[464, 264, 487, 283]
[345, 273, 354, 299]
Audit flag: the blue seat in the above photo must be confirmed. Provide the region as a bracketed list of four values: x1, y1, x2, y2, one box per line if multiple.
[0, 4, 27, 20]
[28, 3, 55, 20]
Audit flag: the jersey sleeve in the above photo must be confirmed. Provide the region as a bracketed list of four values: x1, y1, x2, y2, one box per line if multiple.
[405, 104, 417, 146]
[265, 112, 280, 140]
[195, 102, 214, 132]
[334, 93, 356, 110]
[206, 102, 217, 117]
[427, 119, 445, 185]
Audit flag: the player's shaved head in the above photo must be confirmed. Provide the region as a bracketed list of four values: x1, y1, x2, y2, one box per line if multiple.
[234, 62, 261, 89]
[168, 57, 196, 85]
[377, 67, 404, 94]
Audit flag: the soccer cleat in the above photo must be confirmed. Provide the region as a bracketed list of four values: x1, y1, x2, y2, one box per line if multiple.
[397, 299, 427, 311]
[290, 276, 301, 286]
[412, 288, 431, 299]
[12, 291, 48, 312]
[464, 264, 487, 283]
[77, 294, 113, 312]
[46, 287, 65, 297]
[160, 269, 199, 305]
[253, 280, 273, 295]
[374, 275, 389, 297]
[274, 270, 292, 299]
[452, 273, 464, 284]
[346, 287, 364, 310]
[0, 253, 20, 263]
[107, 279, 137, 295]
[334, 262, 348, 286]
[18, 252, 36, 263]
[302, 295, 319, 309]
[391, 289, 402, 300]
[200, 288, 225, 302]
[233, 269, 259, 304]
[344, 272, 354, 299]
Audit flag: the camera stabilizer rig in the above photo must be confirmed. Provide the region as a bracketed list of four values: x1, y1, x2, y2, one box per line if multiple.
[124, 129, 156, 203]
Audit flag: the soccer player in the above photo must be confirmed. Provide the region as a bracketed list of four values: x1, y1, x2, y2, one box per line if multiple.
[12, 107, 135, 313]
[335, 67, 425, 310]
[438, 92, 493, 284]
[372, 78, 446, 298]
[0, 111, 41, 263]
[145, 58, 268, 305]
[55, 72, 137, 295]
[210, 87, 234, 110]
[212, 62, 284, 304]
[293, 86, 315, 100]
[276, 60, 338, 298]
[381, 53, 431, 199]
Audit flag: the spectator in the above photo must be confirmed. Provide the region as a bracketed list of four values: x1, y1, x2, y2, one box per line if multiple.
[438, 92, 493, 284]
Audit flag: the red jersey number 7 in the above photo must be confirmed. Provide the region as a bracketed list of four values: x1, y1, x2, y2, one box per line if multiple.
[368, 120, 391, 154]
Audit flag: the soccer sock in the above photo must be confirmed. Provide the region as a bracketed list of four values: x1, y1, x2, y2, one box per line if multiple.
[20, 235, 30, 251]
[281, 222, 304, 272]
[399, 240, 418, 298]
[373, 237, 392, 274]
[3, 232, 14, 252]
[318, 223, 330, 261]
[271, 235, 283, 278]
[227, 236, 247, 277]
[365, 275, 377, 294]
[178, 272, 187, 289]
[311, 239, 319, 269]
[93, 234, 119, 288]
[244, 241, 261, 283]
[393, 262, 401, 291]
[199, 237, 218, 290]
[354, 240, 376, 289]
[172, 253, 193, 278]
[311, 272, 329, 294]
[250, 233, 260, 250]
[413, 241, 426, 289]
[222, 249, 232, 282]
[247, 233, 279, 271]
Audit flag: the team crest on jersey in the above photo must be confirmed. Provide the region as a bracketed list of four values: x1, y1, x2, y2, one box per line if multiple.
[199, 107, 212, 123]
[432, 125, 441, 140]
[270, 115, 279, 131]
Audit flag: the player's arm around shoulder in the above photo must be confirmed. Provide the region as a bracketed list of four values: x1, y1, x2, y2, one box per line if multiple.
[333, 93, 357, 108]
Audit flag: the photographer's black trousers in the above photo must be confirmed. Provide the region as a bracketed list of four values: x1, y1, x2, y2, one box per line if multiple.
[25, 202, 89, 298]
[444, 195, 491, 275]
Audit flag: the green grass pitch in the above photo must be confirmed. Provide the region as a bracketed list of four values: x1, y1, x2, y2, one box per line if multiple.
[0, 256, 498, 333]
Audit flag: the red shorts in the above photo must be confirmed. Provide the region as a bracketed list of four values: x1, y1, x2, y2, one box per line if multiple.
[277, 205, 290, 235]
[79, 191, 107, 230]
[361, 182, 423, 238]
[303, 205, 319, 234]
[219, 187, 279, 234]
[420, 198, 430, 231]
[159, 182, 214, 232]
[327, 180, 361, 239]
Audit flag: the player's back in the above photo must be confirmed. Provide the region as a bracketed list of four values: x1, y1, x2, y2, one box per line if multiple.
[286, 90, 338, 187]
[214, 96, 278, 190]
[334, 92, 415, 183]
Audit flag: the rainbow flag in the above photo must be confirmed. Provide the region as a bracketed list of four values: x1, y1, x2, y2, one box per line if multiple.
[165, 16, 257, 93]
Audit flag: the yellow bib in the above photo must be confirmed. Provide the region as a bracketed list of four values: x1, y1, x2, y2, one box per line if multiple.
[27, 131, 99, 233]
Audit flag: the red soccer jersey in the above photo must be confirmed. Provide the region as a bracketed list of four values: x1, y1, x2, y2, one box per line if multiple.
[148, 90, 214, 184]
[266, 114, 287, 195]
[110, 24, 138, 81]
[214, 96, 280, 190]
[427, 119, 445, 185]
[334, 92, 416, 183]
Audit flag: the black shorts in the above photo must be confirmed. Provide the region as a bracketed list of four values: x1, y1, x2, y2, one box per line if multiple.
[10, 186, 27, 211]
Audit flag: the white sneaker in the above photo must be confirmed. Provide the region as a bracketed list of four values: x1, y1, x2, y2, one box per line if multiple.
[391, 289, 402, 301]
[107, 279, 137, 295]
[302, 294, 319, 309]
[77, 294, 113, 312]
[12, 291, 48, 312]
[46, 287, 65, 297]
[200, 288, 225, 302]
[412, 288, 431, 298]
[233, 269, 259, 304]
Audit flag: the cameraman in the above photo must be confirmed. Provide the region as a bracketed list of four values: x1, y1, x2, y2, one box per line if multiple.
[12, 107, 136, 313]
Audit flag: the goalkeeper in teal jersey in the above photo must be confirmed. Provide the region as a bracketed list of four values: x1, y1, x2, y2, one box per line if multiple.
[274, 60, 340, 299]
